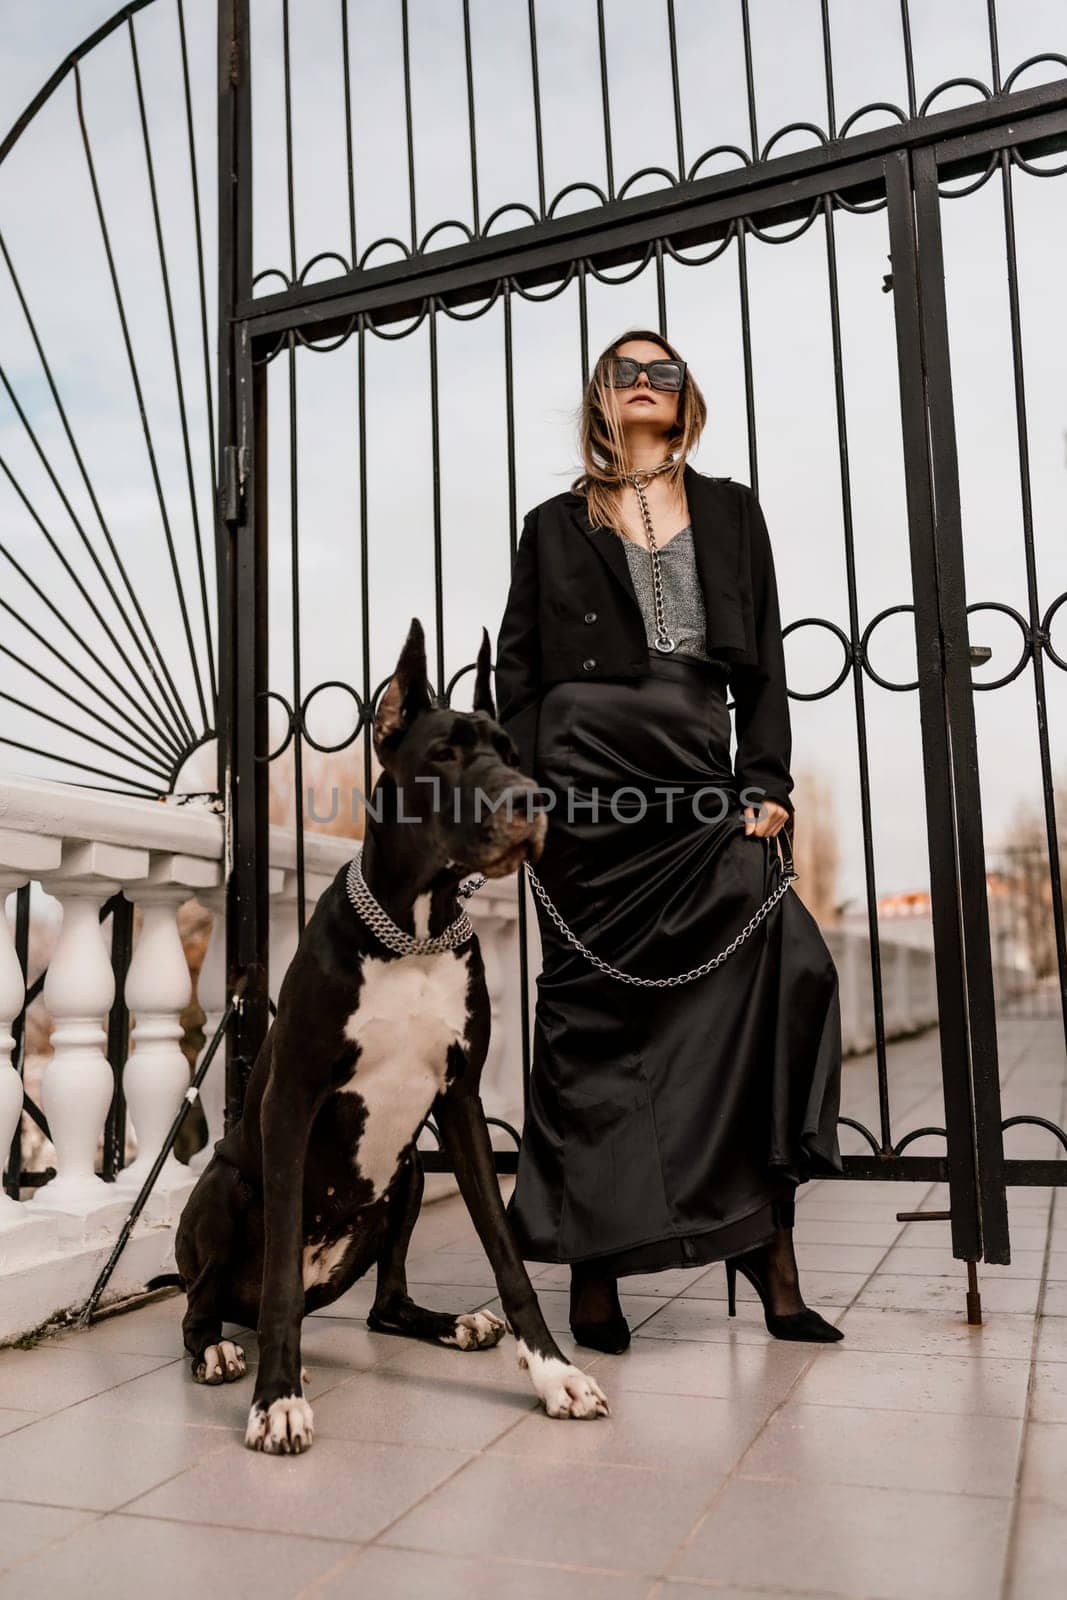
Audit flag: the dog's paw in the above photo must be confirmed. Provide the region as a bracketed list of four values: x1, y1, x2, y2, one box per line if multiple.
[193, 1340, 246, 1385]
[516, 1340, 610, 1419]
[244, 1395, 314, 1455]
[447, 1309, 507, 1350]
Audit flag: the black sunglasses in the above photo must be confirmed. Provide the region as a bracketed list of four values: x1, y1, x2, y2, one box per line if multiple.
[607, 356, 686, 392]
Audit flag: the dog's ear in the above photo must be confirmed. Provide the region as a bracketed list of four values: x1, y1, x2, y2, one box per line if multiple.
[374, 618, 435, 752]
[471, 626, 496, 719]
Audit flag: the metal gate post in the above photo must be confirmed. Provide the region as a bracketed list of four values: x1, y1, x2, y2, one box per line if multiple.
[885, 147, 1009, 1269]
[217, 0, 270, 1127]
[909, 144, 1009, 1265]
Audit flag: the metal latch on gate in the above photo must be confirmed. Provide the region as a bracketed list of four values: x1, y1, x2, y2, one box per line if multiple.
[220, 444, 248, 525]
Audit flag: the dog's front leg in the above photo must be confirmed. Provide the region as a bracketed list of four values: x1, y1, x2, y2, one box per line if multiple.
[245, 1075, 320, 1455]
[434, 1087, 609, 1419]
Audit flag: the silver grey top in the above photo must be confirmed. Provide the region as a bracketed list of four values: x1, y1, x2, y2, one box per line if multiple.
[620, 524, 722, 666]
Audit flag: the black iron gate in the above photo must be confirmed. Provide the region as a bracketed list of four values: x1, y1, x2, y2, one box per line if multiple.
[214, 1, 1067, 1274]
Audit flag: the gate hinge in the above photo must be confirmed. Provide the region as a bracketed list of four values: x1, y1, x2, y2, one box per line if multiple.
[220, 445, 248, 525]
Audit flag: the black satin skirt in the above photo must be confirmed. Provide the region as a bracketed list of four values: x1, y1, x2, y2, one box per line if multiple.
[504, 652, 844, 1278]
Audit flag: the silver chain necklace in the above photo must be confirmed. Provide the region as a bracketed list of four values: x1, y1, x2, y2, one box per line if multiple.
[346, 843, 480, 955]
[619, 453, 678, 653]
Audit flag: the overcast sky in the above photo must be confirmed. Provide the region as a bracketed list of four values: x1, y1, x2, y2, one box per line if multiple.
[1, 0, 1065, 911]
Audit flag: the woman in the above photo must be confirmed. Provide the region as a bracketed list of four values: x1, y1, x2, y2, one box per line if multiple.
[493, 329, 845, 1353]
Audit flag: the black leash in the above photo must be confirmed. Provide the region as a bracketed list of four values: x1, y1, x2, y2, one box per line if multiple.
[75, 973, 249, 1328]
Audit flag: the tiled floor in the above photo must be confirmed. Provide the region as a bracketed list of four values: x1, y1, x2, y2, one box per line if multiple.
[0, 1014, 1063, 1598]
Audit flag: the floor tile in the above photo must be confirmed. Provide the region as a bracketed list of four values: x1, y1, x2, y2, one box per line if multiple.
[1045, 1251, 1067, 1281]
[793, 1240, 888, 1273]
[670, 1477, 1012, 1599]
[790, 1347, 1030, 1417]
[0, 1511, 351, 1598]
[0, 1409, 227, 1510]
[1040, 1281, 1067, 1316]
[661, 1588, 843, 1600]
[315, 1544, 653, 1598]
[126, 1436, 473, 1541]
[311, 1365, 536, 1450]
[737, 1400, 1023, 1497]
[379, 1452, 718, 1572]
[599, 1337, 813, 1402]
[1034, 1317, 1067, 1362]
[489, 1389, 771, 1477]
[880, 1245, 1048, 1281]
[404, 1251, 503, 1287]
[1005, 1499, 1067, 1599]
[1017, 1420, 1067, 1509]
[0, 1407, 40, 1438]
[833, 1307, 1037, 1361]
[0, 1501, 96, 1577]
[0, 1346, 172, 1415]
[790, 1217, 906, 1246]
[856, 1273, 1041, 1315]
[1030, 1360, 1067, 1421]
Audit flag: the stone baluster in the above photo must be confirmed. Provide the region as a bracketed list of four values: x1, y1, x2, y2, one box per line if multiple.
[33, 840, 147, 1213]
[118, 855, 218, 1195]
[0, 875, 28, 1223]
[1, 838, 63, 1227]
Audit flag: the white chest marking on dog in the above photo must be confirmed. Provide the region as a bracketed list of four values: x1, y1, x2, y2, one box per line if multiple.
[341, 893, 470, 1201]
[302, 1231, 354, 1290]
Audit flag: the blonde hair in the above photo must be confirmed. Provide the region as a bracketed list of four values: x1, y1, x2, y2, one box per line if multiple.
[570, 328, 708, 535]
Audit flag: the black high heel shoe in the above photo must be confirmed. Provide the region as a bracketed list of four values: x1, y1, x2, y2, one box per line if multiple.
[569, 1263, 631, 1353]
[724, 1198, 844, 1343]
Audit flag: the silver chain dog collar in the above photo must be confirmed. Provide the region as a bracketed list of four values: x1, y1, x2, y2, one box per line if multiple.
[346, 844, 479, 955]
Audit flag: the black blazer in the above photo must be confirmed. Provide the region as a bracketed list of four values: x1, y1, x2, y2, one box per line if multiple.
[493, 461, 795, 818]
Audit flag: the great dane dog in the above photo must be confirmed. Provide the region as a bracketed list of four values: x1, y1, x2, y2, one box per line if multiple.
[175, 619, 610, 1453]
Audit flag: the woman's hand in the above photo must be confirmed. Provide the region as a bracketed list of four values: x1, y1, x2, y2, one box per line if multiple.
[742, 798, 790, 839]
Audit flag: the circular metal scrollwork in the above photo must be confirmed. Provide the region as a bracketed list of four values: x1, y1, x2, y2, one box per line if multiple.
[965, 601, 1032, 690]
[586, 243, 655, 285]
[299, 681, 368, 754]
[1043, 592, 1067, 673]
[507, 262, 579, 302]
[616, 166, 679, 202]
[438, 283, 506, 321]
[547, 181, 610, 218]
[744, 198, 822, 245]
[781, 617, 853, 701]
[662, 222, 738, 267]
[256, 691, 298, 763]
[859, 605, 919, 694]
